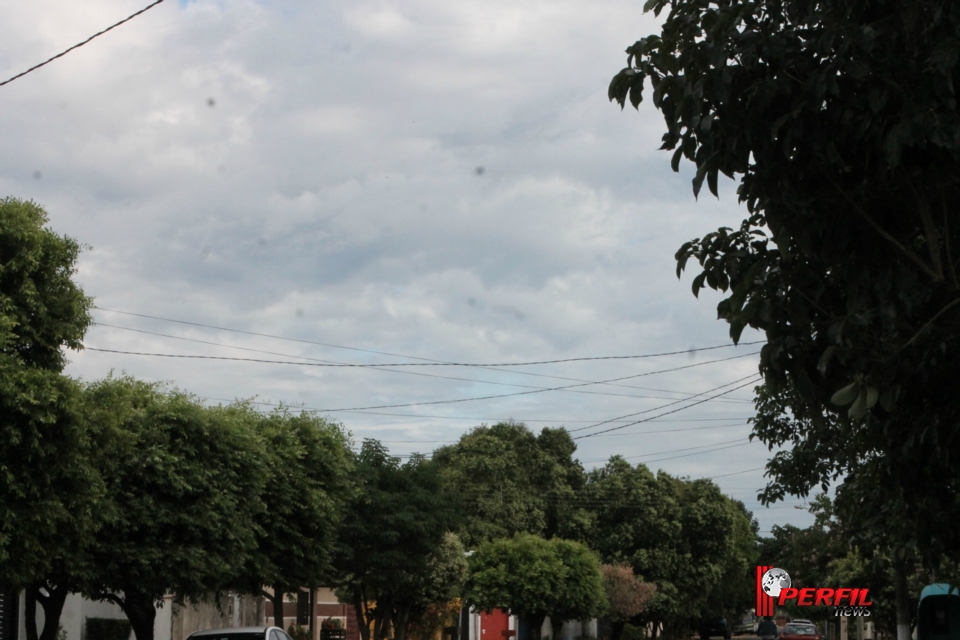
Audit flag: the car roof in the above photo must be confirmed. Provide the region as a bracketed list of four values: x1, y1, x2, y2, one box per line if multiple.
[189, 628, 272, 637]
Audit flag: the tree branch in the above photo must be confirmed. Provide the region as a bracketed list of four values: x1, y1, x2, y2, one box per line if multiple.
[899, 297, 960, 351]
[904, 170, 944, 279]
[941, 190, 959, 288]
[826, 175, 943, 282]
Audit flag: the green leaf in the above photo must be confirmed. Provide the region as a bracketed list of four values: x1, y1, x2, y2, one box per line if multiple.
[817, 346, 837, 375]
[864, 386, 879, 409]
[671, 147, 683, 172]
[848, 389, 869, 419]
[830, 382, 860, 406]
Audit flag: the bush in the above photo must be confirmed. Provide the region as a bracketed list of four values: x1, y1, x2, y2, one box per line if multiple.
[620, 624, 646, 640]
[288, 625, 310, 640]
[85, 617, 132, 640]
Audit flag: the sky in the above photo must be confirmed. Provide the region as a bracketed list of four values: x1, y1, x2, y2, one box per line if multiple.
[0, 0, 817, 534]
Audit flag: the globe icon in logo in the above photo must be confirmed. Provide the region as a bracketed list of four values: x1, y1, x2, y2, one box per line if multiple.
[761, 568, 791, 598]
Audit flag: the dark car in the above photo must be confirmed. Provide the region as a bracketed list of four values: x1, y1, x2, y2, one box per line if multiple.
[187, 627, 295, 640]
[699, 617, 732, 640]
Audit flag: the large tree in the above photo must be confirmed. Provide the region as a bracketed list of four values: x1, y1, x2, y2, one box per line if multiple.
[576, 458, 756, 639]
[0, 197, 98, 639]
[432, 422, 585, 547]
[609, 1, 960, 633]
[334, 440, 460, 640]
[240, 407, 354, 628]
[464, 533, 607, 640]
[80, 376, 268, 640]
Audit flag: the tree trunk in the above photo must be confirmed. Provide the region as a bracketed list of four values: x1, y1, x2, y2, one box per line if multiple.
[374, 609, 391, 640]
[550, 617, 564, 640]
[38, 585, 69, 640]
[610, 621, 626, 640]
[25, 587, 39, 640]
[115, 589, 158, 640]
[25, 584, 70, 640]
[272, 583, 286, 629]
[392, 604, 411, 640]
[894, 556, 911, 640]
[351, 591, 371, 640]
[530, 613, 547, 640]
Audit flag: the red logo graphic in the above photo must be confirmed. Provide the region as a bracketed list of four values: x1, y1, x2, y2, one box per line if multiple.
[755, 566, 873, 617]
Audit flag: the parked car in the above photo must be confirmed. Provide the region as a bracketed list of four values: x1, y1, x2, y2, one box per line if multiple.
[779, 622, 821, 640]
[187, 627, 295, 640]
[699, 617, 732, 640]
[731, 612, 756, 635]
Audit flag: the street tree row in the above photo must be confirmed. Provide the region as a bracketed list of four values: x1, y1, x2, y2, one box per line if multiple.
[1, 198, 756, 640]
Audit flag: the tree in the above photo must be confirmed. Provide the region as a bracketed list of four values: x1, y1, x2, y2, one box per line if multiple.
[398, 532, 469, 640]
[239, 407, 354, 628]
[0, 197, 99, 639]
[334, 440, 460, 640]
[80, 376, 268, 640]
[608, 0, 960, 629]
[464, 533, 608, 640]
[575, 458, 756, 639]
[432, 422, 585, 547]
[600, 565, 656, 640]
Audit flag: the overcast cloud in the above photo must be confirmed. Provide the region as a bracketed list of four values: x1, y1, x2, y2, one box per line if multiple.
[1, 0, 814, 533]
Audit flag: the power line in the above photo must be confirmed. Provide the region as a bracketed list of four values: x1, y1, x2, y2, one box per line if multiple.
[705, 466, 766, 479]
[91, 321, 754, 401]
[93, 306, 763, 367]
[1, 0, 166, 88]
[86, 322, 750, 403]
[574, 377, 762, 440]
[205, 397, 753, 424]
[357, 424, 752, 445]
[85, 346, 761, 412]
[568, 373, 759, 434]
[582, 436, 752, 463]
[356, 423, 752, 441]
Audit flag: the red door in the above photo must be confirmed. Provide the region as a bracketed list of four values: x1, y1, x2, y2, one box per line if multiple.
[480, 610, 510, 640]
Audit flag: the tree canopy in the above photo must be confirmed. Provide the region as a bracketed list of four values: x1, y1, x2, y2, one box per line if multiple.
[0, 197, 96, 591]
[609, 0, 960, 566]
[575, 457, 756, 638]
[334, 440, 460, 640]
[240, 407, 354, 627]
[464, 533, 607, 640]
[432, 422, 585, 547]
[79, 376, 269, 640]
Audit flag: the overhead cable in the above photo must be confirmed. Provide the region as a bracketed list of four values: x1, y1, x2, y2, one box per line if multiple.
[91, 320, 753, 401]
[1, 0, 166, 88]
[93, 306, 763, 366]
[574, 376, 762, 439]
[84, 347, 761, 412]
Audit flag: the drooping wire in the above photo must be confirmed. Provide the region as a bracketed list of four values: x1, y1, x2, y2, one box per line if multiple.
[574, 377, 762, 439]
[92, 306, 763, 367]
[1, 0, 167, 88]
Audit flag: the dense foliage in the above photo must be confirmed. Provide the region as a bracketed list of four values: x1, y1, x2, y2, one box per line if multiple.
[609, 0, 960, 566]
[574, 457, 756, 638]
[432, 422, 585, 547]
[241, 408, 354, 627]
[464, 533, 607, 640]
[0, 198, 95, 591]
[333, 440, 461, 640]
[600, 565, 656, 640]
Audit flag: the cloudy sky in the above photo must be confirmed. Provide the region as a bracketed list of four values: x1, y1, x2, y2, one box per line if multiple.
[1, 0, 815, 533]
